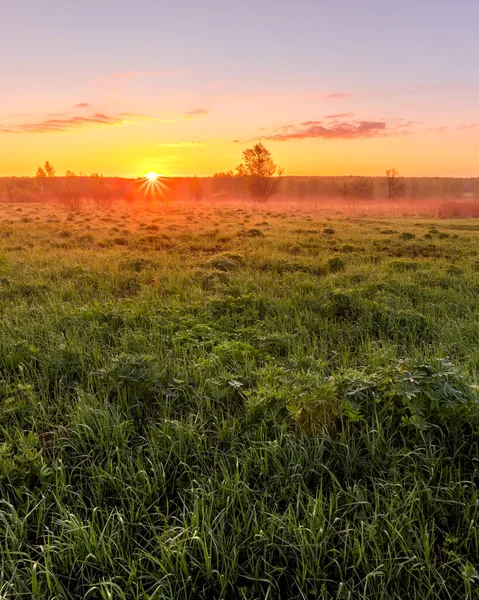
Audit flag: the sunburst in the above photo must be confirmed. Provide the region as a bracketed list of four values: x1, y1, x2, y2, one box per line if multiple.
[138, 171, 169, 200]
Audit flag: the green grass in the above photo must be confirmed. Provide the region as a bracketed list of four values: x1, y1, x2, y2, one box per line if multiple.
[1, 201, 479, 598]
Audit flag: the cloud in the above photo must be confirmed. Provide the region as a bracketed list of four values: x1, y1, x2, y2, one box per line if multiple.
[426, 122, 479, 135]
[0, 104, 167, 134]
[0, 112, 124, 133]
[457, 122, 479, 131]
[183, 108, 210, 119]
[323, 112, 355, 120]
[253, 115, 414, 142]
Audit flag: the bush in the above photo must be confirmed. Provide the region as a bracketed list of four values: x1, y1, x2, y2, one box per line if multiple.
[337, 358, 479, 435]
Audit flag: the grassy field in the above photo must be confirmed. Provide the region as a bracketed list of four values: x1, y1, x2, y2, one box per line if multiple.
[1, 199, 479, 599]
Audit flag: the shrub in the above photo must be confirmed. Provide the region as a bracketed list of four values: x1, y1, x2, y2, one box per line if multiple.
[337, 358, 479, 434]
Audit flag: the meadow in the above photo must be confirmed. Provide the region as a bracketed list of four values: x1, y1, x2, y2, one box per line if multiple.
[0, 197, 479, 599]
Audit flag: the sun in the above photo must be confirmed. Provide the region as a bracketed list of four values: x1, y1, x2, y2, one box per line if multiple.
[138, 171, 169, 200]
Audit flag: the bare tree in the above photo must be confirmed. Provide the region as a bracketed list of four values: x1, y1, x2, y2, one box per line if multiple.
[90, 174, 112, 209]
[386, 168, 406, 200]
[342, 177, 375, 199]
[236, 143, 283, 201]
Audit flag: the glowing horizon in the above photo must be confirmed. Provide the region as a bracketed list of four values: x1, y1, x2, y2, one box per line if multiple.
[1, 1, 478, 179]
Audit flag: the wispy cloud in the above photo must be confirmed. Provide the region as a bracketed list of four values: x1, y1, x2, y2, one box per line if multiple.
[0, 112, 124, 133]
[457, 122, 479, 131]
[236, 114, 414, 143]
[263, 120, 387, 141]
[0, 103, 173, 133]
[120, 112, 174, 122]
[323, 112, 355, 120]
[183, 108, 210, 119]
[427, 122, 479, 135]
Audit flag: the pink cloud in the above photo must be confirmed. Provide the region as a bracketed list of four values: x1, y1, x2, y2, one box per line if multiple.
[323, 112, 355, 120]
[457, 122, 479, 131]
[0, 112, 123, 133]
[183, 108, 210, 118]
[261, 119, 388, 141]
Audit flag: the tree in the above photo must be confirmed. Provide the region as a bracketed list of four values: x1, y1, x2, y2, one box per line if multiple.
[36, 161, 56, 179]
[386, 168, 406, 200]
[65, 170, 76, 177]
[36, 161, 55, 194]
[236, 143, 283, 200]
[189, 176, 204, 201]
[342, 177, 375, 200]
[44, 161, 55, 177]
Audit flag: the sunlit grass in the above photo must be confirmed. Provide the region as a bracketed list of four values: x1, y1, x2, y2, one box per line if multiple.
[0, 199, 478, 598]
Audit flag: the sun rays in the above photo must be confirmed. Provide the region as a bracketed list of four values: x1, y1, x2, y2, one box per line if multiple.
[138, 172, 169, 200]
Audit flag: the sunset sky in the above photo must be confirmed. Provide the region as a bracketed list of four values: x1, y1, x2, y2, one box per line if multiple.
[1, 0, 478, 178]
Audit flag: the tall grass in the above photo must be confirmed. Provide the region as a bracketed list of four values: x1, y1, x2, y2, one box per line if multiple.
[0, 201, 478, 598]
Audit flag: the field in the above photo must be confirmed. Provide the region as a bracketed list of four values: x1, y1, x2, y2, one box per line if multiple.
[1, 199, 479, 599]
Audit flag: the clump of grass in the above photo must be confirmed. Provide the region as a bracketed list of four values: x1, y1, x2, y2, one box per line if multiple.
[119, 258, 156, 272]
[203, 253, 241, 271]
[242, 228, 264, 237]
[327, 257, 345, 273]
[112, 236, 129, 246]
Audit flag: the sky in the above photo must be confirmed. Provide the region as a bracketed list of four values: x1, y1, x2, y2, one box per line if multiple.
[1, 0, 478, 177]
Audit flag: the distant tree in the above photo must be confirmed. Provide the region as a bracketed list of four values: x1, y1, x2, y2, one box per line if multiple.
[65, 170, 76, 177]
[44, 161, 56, 178]
[213, 170, 235, 178]
[386, 168, 406, 200]
[57, 182, 82, 212]
[212, 170, 238, 196]
[342, 177, 375, 199]
[236, 143, 283, 200]
[36, 162, 56, 194]
[189, 176, 204, 201]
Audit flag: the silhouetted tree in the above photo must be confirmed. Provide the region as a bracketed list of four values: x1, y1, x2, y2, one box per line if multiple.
[236, 143, 283, 200]
[189, 176, 204, 201]
[36, 161, 55, 194]
[386, 168, 406, 200]
[342, 177, 375, 199]
[65, 170, 76, 177]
